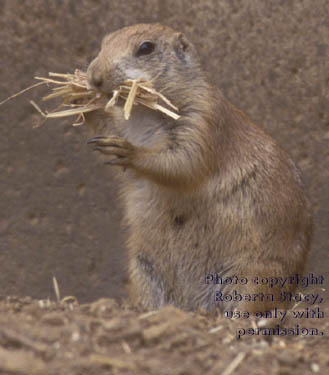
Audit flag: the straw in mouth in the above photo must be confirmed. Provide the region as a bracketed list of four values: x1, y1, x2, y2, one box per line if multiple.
[31, 70, 180, 126]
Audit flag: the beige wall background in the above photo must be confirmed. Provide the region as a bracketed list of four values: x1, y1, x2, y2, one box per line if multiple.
[1, 0, 328, 302]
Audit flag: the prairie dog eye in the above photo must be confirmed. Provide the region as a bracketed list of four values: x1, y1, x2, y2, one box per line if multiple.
[136, 41, 155, 57]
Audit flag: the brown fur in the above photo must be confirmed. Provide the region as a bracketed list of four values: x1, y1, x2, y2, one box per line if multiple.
[85, 24, 312, 317]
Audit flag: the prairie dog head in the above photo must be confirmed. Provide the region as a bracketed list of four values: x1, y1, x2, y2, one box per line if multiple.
[86, 24, 203, 99]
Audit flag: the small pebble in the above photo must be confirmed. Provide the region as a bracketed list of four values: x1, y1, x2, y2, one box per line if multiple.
[311, 363, 320, 373]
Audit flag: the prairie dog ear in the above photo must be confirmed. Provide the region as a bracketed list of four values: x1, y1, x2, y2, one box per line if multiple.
[175, 32, 190, 51]
[173, 32, 192, 60]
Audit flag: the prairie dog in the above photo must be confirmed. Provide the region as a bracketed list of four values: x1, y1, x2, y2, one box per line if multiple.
[85, 23, 312, 316]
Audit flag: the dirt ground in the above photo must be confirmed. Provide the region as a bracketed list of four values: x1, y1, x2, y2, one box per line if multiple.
[0, 296, 327, 375]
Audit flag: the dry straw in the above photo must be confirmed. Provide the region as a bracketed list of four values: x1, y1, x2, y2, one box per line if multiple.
[14, 69, 181, 126]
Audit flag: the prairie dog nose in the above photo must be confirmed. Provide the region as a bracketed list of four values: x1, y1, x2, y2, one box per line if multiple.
[87, 59, 104, 90]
